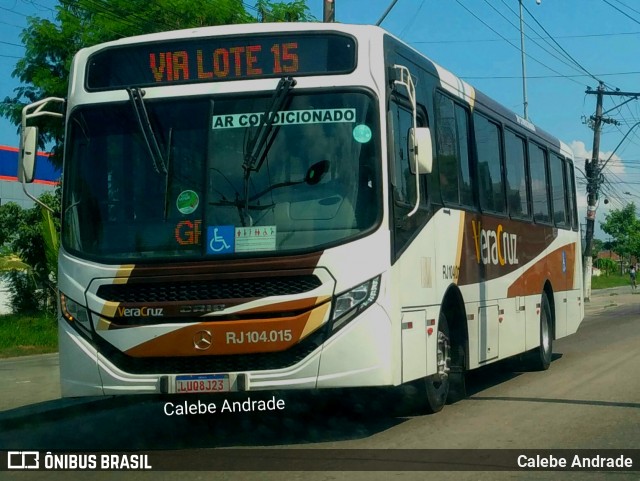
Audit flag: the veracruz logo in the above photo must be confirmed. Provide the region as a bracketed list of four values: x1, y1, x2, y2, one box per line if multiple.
[471, 220, 519, 266]
[115, 307, 164, 317]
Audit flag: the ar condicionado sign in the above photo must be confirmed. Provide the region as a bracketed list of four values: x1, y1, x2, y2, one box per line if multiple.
[87, 34, 356, 90]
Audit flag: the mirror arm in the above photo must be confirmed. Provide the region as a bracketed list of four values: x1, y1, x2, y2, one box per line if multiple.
[393, 65, 421, 217]
[20, 97, 65, 213]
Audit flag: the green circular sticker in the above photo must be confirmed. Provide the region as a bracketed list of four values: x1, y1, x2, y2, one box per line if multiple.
[353, 124, 372, 143]
[176, 190, 199, 215]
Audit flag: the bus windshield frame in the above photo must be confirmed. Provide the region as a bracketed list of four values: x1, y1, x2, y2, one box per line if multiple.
[61, 88, 382, 263]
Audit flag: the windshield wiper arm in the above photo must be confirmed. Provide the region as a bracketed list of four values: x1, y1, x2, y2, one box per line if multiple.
[240, 76, 296, 226]
[127, 88, 168, 175]
[243, 76, 296, 175]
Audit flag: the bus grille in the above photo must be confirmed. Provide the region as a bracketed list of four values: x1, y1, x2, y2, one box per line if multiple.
[96, 275, 322, 303]
[97, 328, 325, 374]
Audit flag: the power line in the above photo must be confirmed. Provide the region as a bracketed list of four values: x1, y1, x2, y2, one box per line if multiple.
[377, 0, 400, 26]
[0, 19, 24, 29]
[399, 0, 427, 38]
[20, 0, 56, 13]
[602, 0, 640, 25]
[489, 0, 590, 80]
[0, 6, 31, 17]
[610, 0, 640, 17]
[452, 0, 584, 87]
[0, 40, 25, 48]
[518, 0, 602, 84]
[411, 31, 640, 44]
[462, 71, 640, 80]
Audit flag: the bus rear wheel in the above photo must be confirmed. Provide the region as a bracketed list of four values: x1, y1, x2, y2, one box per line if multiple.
[523, 292, 553, 371]
[423, 311, 451, 413]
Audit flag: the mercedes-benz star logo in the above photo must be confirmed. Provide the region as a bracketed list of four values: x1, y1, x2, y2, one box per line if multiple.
[193, 330, 212, 351]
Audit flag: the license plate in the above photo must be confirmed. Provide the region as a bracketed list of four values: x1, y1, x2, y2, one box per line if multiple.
[175, 374, 230, 393]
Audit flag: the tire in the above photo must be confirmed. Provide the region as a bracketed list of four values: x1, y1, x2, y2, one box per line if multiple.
[446, 342, 467, 404]
[524, 292, 553, 371]
[422, 311, 451, 414]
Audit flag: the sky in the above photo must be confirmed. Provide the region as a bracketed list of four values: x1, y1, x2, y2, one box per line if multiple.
[1, 0, 640, 239]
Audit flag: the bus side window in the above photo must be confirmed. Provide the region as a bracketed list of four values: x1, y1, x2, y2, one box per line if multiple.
[435, 93, 459, 204]
[566, 160, 579, 230]
[474, 113, 505, 214]
[529, 143, 551, 224]
[434, 92, 473, 208]
[550, 153, 568, 228]
[504, 129, 530, 218]
[562, 158, 574, 229]
[456, 104, 473, 207]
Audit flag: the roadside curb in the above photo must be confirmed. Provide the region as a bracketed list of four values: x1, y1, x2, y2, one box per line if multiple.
[585, 286, 639, 314]
[0, 287, 635, 427]
[0, 396, 112, 431]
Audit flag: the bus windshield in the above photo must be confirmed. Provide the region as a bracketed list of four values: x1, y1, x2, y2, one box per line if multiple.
[62, 91, 381, 262]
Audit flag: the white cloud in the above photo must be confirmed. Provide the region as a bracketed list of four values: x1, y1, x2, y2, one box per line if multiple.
[570, 141, 589, 211]
[570, 140, 625, 175]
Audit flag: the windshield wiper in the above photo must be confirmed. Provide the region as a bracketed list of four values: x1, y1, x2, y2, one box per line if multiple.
[240, 76, 296, 226]
[127, 88, 168, 175]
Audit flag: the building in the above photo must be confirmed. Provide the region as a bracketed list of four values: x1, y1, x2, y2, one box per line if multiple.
[0, 145, 61, 208]
[595, 250, 637, 275]
[1, 145, 61, 314]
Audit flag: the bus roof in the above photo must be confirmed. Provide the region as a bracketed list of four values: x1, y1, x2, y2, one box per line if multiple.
[77, 22, 573, 159]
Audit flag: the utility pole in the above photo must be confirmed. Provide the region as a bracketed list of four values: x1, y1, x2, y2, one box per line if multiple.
[323, 0, 335, 22]
[583, 82, 604, 302]
[583, 84, 640, 301]
[518, 0, 529, 120]
[517, 0, 541, 120]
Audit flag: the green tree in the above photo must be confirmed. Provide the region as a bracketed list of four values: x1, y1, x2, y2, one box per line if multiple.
[0, 187, 61, 313]
[256, 0, 315, 22]
[600, 203, 640, 260]
[1, 0, 313, 166]
[591, 238, 604, 258]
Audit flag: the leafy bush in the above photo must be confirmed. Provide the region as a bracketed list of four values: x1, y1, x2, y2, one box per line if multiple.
[0, 187, 60, 314]
[595, 257, 618, 276]
[5, 270, 47, 314]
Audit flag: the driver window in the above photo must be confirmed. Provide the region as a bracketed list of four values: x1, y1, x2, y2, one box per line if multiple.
[389, 100, 428, 258]
[390, 103, 416, 205]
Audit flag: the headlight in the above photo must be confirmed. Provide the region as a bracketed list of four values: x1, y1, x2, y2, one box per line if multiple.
[60, 293, 92, 335]
[331, 276, 380, 331]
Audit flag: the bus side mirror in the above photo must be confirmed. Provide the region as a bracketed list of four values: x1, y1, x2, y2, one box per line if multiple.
[409, 127, 433, 174]
[18, 126, 38, 184]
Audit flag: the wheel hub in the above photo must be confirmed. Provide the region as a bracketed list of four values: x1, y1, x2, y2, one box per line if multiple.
[436, 330, 451, 381]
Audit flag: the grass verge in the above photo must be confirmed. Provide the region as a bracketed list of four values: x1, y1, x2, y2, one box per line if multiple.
[0, 312, 57, 358]
[0, 275, 631, 359]
[591, 274, 633, 290]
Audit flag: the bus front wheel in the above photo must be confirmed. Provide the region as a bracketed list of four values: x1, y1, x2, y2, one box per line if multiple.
[423, 311, 451, 413]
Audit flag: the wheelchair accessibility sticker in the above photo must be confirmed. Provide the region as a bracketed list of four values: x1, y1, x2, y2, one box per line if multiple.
[207, 226, 234, 254]
[206, 225, 277, 254]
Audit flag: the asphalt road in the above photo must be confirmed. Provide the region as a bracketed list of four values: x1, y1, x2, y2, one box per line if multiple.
[1, 287, 638, 480]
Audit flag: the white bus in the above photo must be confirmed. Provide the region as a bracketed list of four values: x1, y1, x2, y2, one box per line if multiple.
[19, 22, 583, 413]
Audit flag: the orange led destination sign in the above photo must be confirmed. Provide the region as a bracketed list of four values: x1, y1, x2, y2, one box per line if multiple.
[87, 33, 356, 90]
